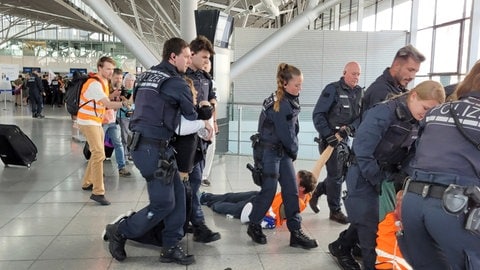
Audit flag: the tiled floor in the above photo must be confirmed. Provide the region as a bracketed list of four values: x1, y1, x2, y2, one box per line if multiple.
[0, 102, 346, 270]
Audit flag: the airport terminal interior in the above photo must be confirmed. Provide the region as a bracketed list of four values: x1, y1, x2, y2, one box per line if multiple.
[0, 0, 479, 269]
[0, 106, 343, 269]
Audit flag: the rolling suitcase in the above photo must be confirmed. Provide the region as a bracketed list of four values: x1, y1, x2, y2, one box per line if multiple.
[83, 136, 114, 160]
[0, 124, 38, 167]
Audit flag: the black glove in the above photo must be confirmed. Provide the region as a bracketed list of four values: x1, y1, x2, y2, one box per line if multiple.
[286, 152, 297, 161]
[338, 126, 352, 139]
[368, 178, 382, 195]
[373, 183, 382, 195]
[388, 171, 408, 185]
[197, 104, 213, 120]
[326, 134, 339, 147]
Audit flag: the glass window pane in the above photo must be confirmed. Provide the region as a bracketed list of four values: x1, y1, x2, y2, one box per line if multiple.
[462, 19, 470, 74]
[433, 23, 460, 73]
[416, 29, 433, 76]
[417, 0, 435, 29]
[466, 0, 472, 16]
[392, 1, 411, 31]
[362, 4, 376, 31]
[376, 0, 392, 31]
[436, 0, 464, 24]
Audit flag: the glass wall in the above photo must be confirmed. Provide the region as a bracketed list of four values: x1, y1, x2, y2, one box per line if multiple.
[0, 14, 137, 74]
[320, 0, 474, 85]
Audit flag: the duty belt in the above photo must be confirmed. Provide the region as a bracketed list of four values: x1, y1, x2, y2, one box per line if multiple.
[406, 181, 448, 199]
[140, 136, 169, 148]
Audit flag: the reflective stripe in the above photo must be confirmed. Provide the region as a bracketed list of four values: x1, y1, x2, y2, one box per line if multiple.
[376, 248, 412, 270]
[77, 74, 108, 123]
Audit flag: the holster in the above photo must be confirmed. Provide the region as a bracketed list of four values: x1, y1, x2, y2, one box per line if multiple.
[153, 158, 176, 185]
[465, 186, 480, 234]
[443, 184, 480, 234]
[127, 131, 141, 151]
[247, 163, 263, 186]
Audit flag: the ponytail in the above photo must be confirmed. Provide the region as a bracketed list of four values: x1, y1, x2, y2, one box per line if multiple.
[274, 63, 301, 112]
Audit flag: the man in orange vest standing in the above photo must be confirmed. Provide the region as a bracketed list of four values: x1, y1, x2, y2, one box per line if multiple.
[78, 56, 128, 205]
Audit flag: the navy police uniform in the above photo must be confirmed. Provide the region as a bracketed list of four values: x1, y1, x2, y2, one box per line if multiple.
[401, 93, 480, 269]
[340, 95, 419, 269]
[117, 60, 197, 248]
[363, 68, 406, 111]
[26, 73, 44, 117]
[249, 92, 302, 231]
[312, 77, 362, 214]
[184, 67, 216, 229]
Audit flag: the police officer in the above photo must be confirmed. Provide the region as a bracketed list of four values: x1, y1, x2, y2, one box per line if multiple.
[401, 62, 480, 269]
[363, 44, 425, 111]
[328, 81, 445, 270]
[105, 37, 198, 266]
[247, 63, 318, 249]
[26, 70, 44, 118]
[363, 44, 425, 221]
[184, 35, 221, 243]
[310, 61, 363, 224]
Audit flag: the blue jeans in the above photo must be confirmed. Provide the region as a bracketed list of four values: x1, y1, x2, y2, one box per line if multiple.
[206, 191, 259, 218]
[103, 123, 126, 169]
[188, 162, 205, 225]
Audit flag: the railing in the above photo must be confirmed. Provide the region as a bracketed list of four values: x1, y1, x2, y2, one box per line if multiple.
[226, 102, 320, 160]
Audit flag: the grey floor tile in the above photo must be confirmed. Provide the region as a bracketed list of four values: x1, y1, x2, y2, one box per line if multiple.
[0, 106, 343, 269]
[39, 235, 111, 260]
[18, 202, 84, 218]
[29, 258, 111, 270]
[0, 260, 33, 270]
[0, 236, 55, 260]
[0, 217, 71, 236]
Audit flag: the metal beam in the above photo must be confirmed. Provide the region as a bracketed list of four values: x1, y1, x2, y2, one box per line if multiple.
[148, 0, 181, 37]
[82, 0, 160, 68]
[180, 0, 197, 42]
[53, 0, 110, 34]
[129, 0, 144, 37]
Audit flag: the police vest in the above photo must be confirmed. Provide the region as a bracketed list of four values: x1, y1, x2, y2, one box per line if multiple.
[327, 83, 362, 130]
[51, 79, 59, 90]
[257, 92, 300, 146]
[374, 97, 418, 166]
[187, 69, 211, 103]
[257, 93, 277, 133]
[130, 69, 180, 139]
[27, 77, 39, 92]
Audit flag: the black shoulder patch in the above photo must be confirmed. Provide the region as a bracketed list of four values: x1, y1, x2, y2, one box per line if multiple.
[322, 92, 330, 98]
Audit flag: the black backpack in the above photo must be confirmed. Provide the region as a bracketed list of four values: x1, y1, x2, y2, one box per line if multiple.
[65, 74, 101, 116]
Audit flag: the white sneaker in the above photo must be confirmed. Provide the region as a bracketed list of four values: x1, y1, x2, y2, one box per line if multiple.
[240, 202, 253, 224]
[102, 210, 135, 241]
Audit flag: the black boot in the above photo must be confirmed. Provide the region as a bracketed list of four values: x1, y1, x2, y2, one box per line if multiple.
[330, 209, 349, 224]
[309, 181, 325, 213]
[160, 245, 195, 265]
[105, 223, 127, 261]
[290, 229, 318, 249]
[328, 240, 361, 270]
[193, 223, 221, 243]
[247, 223, 266, 244]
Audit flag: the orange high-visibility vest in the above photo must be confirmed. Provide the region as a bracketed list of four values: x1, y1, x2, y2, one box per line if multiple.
[375, 212, 412, 270]
[270, 192, 311, 227]
[77, 74, 109, 123]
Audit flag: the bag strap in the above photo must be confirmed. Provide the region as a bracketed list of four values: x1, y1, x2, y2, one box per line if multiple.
[449, 102, 480, 150]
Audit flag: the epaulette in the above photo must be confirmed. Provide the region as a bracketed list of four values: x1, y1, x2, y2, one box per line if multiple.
[262, 92, 276, 111]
